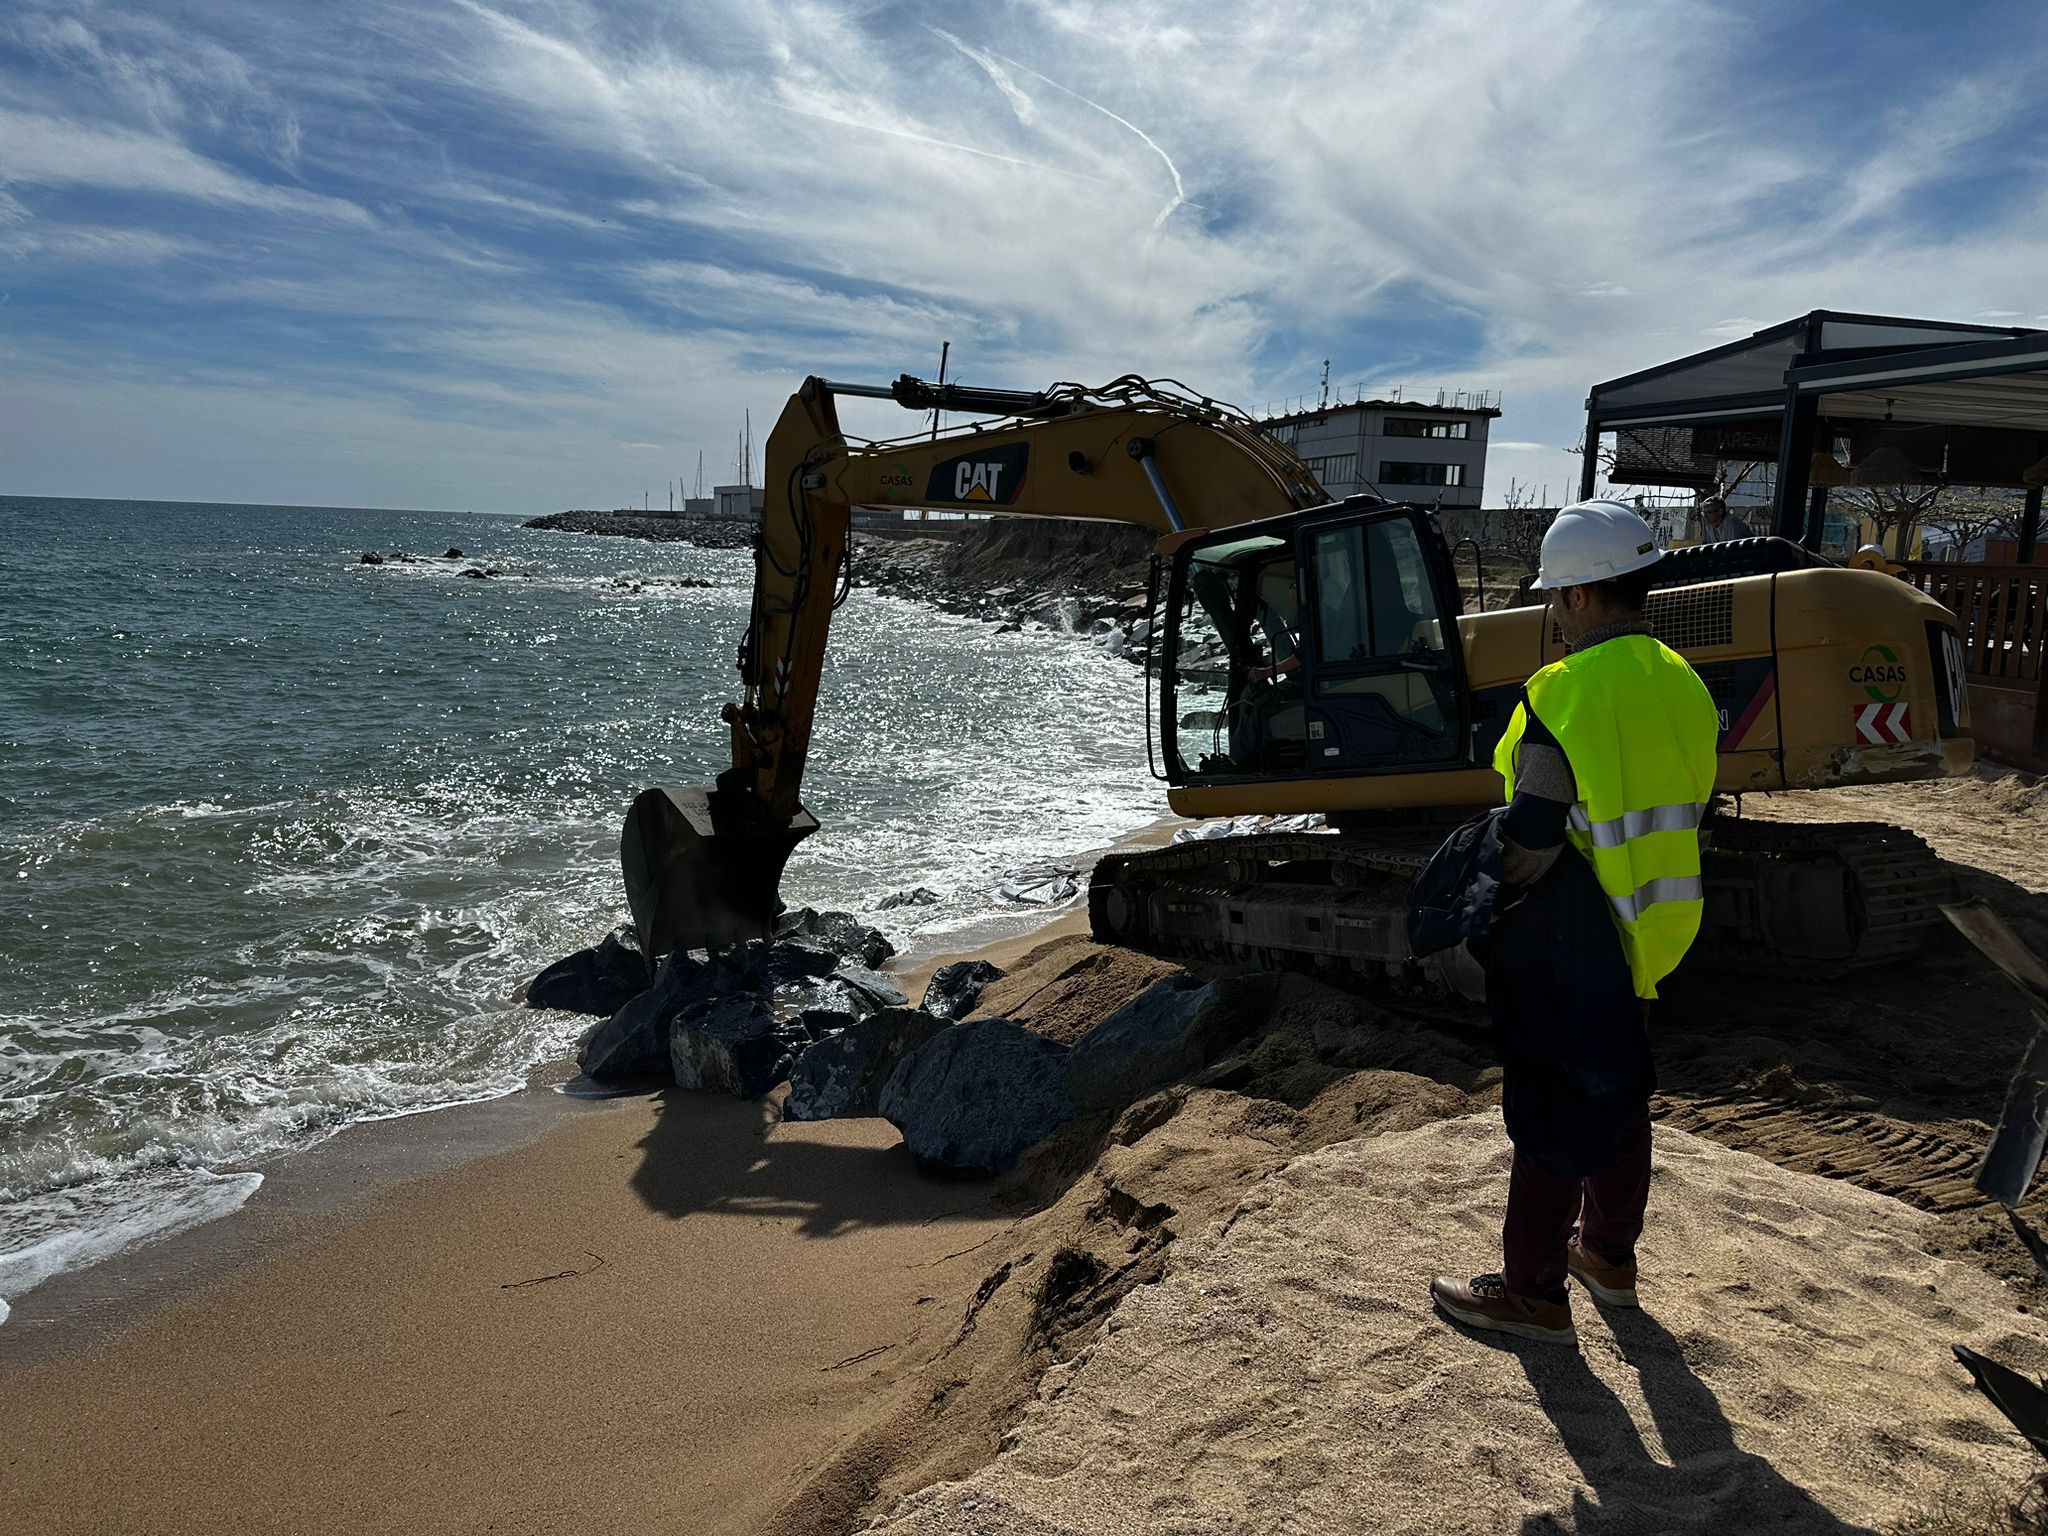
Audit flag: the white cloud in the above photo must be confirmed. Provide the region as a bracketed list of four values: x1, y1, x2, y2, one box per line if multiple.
[0, 106, 372, 225]
[3, 0, 2043, 511]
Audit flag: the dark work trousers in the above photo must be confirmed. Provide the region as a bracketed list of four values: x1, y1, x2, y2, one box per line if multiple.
[1502, 1097, 1653, 1299]
[1481, 849, 1656, 1302]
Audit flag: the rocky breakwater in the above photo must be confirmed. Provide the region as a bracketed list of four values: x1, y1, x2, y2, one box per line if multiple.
[523, 510, 756, 549]
[527, 922, 1264, 1176]
[850, 519, 1157, 665]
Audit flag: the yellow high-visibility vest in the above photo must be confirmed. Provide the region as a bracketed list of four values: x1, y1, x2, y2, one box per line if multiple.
[1494, 633, 1720, 999]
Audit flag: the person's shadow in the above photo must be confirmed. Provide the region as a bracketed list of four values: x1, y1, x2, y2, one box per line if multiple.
[1458, 1300, 1879, 1533]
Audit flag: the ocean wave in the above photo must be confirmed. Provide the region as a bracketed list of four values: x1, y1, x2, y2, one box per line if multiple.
[0, 503, 1155, 1320]
[0, 1167, 265, 1320]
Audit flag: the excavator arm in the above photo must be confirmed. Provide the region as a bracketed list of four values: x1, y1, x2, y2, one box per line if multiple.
[622, 372, 1327, 961]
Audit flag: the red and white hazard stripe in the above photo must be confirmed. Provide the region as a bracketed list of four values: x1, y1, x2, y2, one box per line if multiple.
[1854, 702, 1912, 745]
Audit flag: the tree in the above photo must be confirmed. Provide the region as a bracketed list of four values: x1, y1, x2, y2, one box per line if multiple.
[1835, 482, 1948, 561]
[1492, 478, 1553, 576]
[1921, 487, 2029, 560]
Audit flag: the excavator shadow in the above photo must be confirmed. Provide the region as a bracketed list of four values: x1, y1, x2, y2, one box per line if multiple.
[626, 1088, 998, 1240]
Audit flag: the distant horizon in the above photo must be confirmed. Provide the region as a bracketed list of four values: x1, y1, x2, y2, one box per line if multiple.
[1, 492, 573, 519]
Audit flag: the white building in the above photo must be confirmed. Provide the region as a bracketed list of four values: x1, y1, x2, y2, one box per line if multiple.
[1262, 393, 1500, 509]
[711, 484, 766, 520]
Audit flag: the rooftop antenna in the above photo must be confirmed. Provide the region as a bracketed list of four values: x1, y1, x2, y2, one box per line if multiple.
[1319, 360, 1331, 409]
[931, 339, 950, 440]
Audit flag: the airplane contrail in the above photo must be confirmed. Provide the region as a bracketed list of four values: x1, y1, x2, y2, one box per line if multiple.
[993, 52, 1193, 230]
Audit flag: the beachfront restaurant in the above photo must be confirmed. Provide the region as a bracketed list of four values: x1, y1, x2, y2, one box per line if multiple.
[1582, 311, 2048, 771]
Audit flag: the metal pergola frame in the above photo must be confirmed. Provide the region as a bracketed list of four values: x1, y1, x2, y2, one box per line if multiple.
[1583, 311, 2048, 560]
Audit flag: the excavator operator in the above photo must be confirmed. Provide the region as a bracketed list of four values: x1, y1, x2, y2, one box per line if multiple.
[1431, 500, 1720, 1347]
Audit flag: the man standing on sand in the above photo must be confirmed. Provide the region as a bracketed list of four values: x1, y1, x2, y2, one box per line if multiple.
[1431, 501, 1720, 1346]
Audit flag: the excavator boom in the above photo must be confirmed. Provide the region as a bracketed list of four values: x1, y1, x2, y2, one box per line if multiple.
[622, 373, 1325, 962]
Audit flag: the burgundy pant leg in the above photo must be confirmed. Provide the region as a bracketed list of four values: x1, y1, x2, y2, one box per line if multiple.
[1501, 1148, 1583, 1299]
[1576, 1104, 1654, 1266]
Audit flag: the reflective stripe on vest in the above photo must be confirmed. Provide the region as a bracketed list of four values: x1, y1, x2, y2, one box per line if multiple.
[1493, 633, 1721, 1000]
[1605, 873, 1707, 923]
[1566, 801, 1710, 848]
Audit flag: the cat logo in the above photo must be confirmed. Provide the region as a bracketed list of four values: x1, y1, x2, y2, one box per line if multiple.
[925, 443, 1028, 506]
[954, 462, 1007, 501]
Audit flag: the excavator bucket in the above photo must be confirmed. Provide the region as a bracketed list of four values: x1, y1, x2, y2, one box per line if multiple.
[620, 786, 819, 964]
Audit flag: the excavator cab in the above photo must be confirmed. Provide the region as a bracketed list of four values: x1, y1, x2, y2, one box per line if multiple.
[1159, 499, 1474, 788]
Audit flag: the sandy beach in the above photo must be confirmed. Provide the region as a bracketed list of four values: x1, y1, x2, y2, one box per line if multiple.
[0, 1086, 1015, 1536]
[9, 774, 2048, 1534]
[0, 904, 1123, 1536]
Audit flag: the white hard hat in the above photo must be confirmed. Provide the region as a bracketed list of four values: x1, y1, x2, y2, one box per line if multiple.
[1532, 499, 1666, 589]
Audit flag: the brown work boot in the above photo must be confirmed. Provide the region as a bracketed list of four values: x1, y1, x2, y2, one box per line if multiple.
[1566, 1234, 1639, 1308]
[1430, 1272, 1576, 1345]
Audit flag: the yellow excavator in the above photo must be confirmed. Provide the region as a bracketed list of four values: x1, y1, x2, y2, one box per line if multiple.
[621, 373, 1974, 988]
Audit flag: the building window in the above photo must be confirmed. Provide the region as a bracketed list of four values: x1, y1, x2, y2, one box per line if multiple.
[1385, 417, 1470, 440]
[1379, 461, 1466, 487]
[1303, 453, 1357, 486]
[1266, 423, 1298, 447]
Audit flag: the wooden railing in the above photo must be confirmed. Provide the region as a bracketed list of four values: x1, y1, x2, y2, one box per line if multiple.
[1903, 561, 2048, 683]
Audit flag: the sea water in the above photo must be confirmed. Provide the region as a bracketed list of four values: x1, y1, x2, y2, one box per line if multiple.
[0, 497, 1155, 1319]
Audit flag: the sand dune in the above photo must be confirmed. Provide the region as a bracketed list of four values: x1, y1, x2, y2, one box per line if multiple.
[871, 1112, 2039, 1534]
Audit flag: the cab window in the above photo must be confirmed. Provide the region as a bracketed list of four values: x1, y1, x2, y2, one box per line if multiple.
[1304, 516, 1454, 747]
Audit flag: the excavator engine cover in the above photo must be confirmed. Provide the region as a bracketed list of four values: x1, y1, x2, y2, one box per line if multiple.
[621, 785, 819, 962]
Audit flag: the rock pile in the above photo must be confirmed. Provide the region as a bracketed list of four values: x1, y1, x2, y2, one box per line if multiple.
[523, 510, 755, 548]
[847, 523, 1155, 666]
[529, 921, 1264, 1177]
[534, 906, 905, 1090]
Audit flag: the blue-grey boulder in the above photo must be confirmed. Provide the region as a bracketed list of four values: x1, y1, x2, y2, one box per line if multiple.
[877, 1018, 1077, 1173]
[784, 1008, 951, 1122]
[831, 963, 908, 1012]
[1062, 977, 1244, 1112]
[670, 994, 809, 1099]
[527, 925, 648, 1016]
[769, 974, 882, 1039]
[919, 959, 1004, 1021]
[775, 907, 896, 970]
[760, 942, 846, 993]
[575, 948, 706, 1080]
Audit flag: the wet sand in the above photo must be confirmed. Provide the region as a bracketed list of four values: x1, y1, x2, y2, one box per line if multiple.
[1, 1087, 1013, 1536]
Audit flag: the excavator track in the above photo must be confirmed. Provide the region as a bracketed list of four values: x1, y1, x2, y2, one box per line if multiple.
[1091, 814, 1954, 990]
[1091, 822, 1480, 994]
[1694, 818, 1955, 977]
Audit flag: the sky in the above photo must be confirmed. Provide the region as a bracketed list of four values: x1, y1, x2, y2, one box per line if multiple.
[2, 0, 2046, 515]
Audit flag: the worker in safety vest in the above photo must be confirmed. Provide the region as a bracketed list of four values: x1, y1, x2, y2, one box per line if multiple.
[1432, 500, 1719, 1346]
